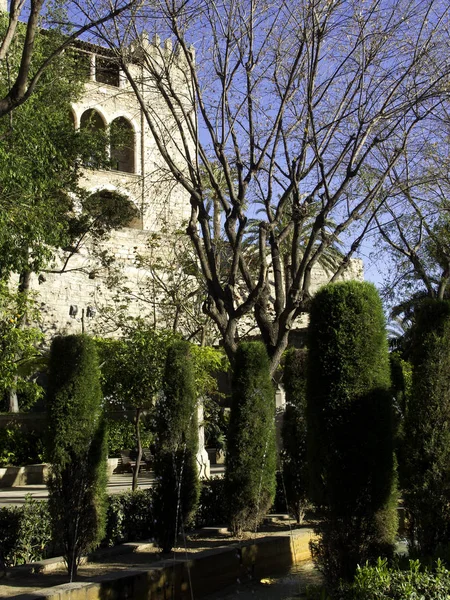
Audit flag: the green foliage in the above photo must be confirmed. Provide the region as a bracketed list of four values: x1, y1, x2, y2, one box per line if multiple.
[195, 478, 228, 528]
[97, 329, 177, 410]
[340, 557, 450, 600]
[0, 283, 44, 409]
[0, 491, 156, 566]
[307, 281, 397, 586]
[0, 22, 89, 279]
[390, 353, 412, 493]
[0, 424, 44, 466]
[153, 340, 200, 552]
[0, 496, 52, 567]
[46, 335, 107, 580]
[282, 347, 310, 524]
[189, 345, 229, 450]
[103, 490, 154, 547]
[225, 341, 276, 535]
[106, 418, 153, 458]
[403, 299, 450, 557]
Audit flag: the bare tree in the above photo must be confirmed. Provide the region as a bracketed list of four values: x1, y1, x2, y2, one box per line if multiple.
[0, 0, 140, 117]
[102, 0, 449, 373]
[372, 106, 450, 303]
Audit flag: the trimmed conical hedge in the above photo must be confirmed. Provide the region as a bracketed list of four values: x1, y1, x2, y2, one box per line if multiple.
[46, 334, 107, 581]
[307, 281, 397, 585]
[404, 299, 450, 556]
[225, 341, 276, 535]
[153, 340, 200, 552]
[281, 347, 309, 523]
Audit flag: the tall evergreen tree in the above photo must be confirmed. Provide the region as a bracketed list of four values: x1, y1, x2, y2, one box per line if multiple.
[153, 340, 200, 553]
[281, 347, 309, 524]
[404, 299, 450, 556]
[46, 335, 107, 581]
[307, 281, 397, 587]
[225, 341, 276, 535]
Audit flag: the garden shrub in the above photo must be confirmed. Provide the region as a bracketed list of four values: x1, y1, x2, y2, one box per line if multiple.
[103, 489, 154, 547]
[0, 424, 44, 466]
[46, 334, 108, 580]
[0, 491, 156, 567]
[225, 341, 276, 535]
[153, 340, 200, 552]
[106, 418, 153, 458]
[403, 299, 450, 557]
[0, 496, 52, 567]
[347, 557, 450, 600]
[281, 347, 310, 523]
[195, 478, 227, 528]
[307, 281, 397, 587]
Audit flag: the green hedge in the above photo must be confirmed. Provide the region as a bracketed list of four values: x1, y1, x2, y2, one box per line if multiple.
[195, 478, 227, 528]
[307, 281, 397, 586]
[0, 496, 53, 566]
[0, 491, 154, 566]
[0, 424, 44, 467]
[282, 347, 309, 524]
[153, 340, 200, 552]
[0, 480, 226, 567]
[345, 558, 450, 600]
[103, 490, 154, 547]
[404, 299, 450, 557]
[46, 334, 108, 580]
[225, 342, 276, 535]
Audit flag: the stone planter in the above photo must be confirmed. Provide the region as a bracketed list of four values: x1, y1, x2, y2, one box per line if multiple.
[206, 448, 226, 465]
[0, 463, 49, 488]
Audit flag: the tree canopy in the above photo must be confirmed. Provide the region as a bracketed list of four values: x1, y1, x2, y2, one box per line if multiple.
[99, 0, 450, 372]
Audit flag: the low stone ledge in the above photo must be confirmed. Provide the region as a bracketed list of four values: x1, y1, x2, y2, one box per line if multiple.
[0, 460, 119, 487]
[8, 529, 316, 600]
[0, 464, 49, 488]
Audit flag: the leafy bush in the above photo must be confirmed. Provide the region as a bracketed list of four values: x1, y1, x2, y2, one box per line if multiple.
[0, 424, 44, 466]
[195, 478, 227, 528]
[307, 281, 397, 586]
[103, 490, 154, 547]
[345, 557, 450, 600]
[0, 496, 52, 567]
[106, 418, 153, 458]
[225, 341, 276, 535]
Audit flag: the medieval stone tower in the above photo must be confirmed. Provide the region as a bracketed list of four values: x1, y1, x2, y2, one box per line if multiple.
[27, 36, 193, 337]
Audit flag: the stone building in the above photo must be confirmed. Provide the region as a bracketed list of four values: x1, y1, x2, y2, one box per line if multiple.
[17, 35, 193, 337]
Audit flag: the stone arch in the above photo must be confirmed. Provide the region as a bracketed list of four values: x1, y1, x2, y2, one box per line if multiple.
[80, 108, 107, 133]
[110, 116, 135, 174]
[80, 109, 107, 168]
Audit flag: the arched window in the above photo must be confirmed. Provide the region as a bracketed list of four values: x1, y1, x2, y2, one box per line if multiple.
[80, 109, 106, 133]
[110, 117, 135, 173]
[80, 109, 107, 168]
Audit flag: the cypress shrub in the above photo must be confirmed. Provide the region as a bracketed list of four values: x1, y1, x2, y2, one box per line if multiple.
[46, 335, 107, 581]
[225, 341, 276, 535]
[307, 281, 397, 586]
[404, 299, 450, 557]
[281, 347, 310, 523]
[153, 340, 200, 552]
